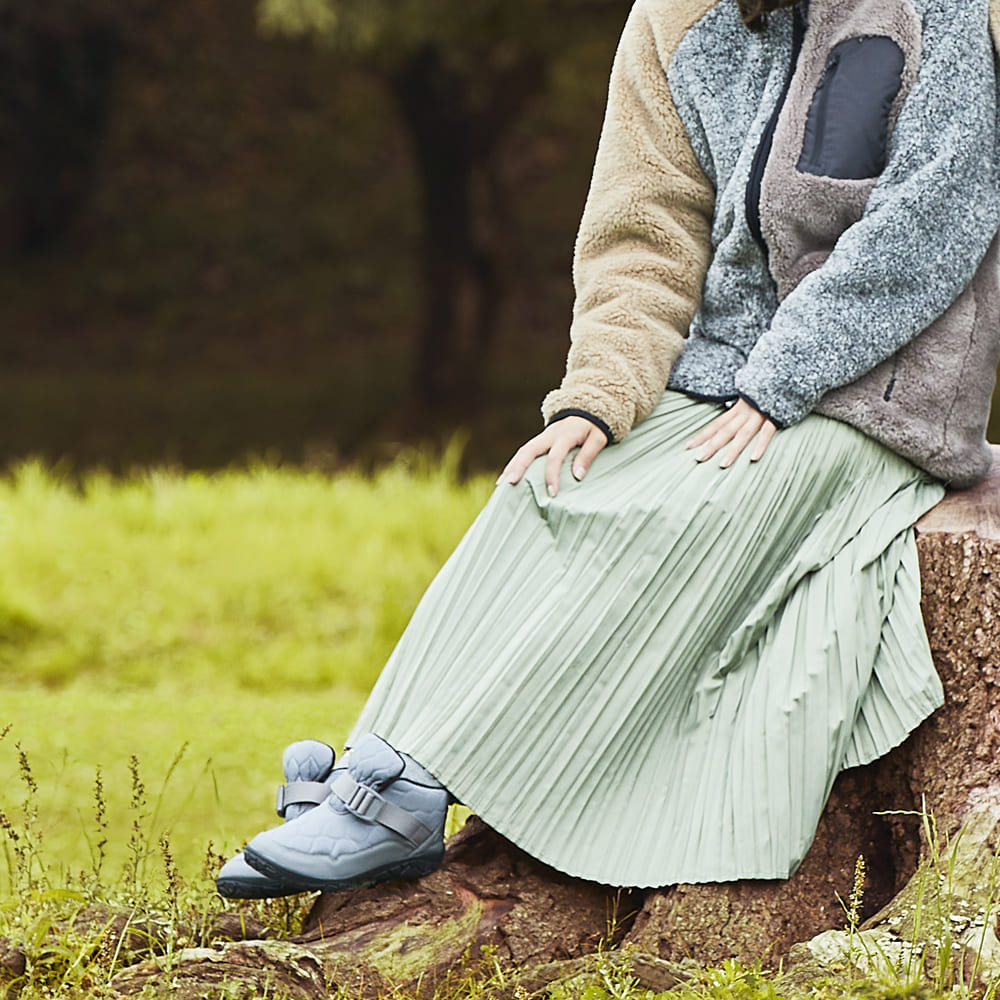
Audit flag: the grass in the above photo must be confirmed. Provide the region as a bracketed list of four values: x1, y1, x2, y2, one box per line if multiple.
[0, 452, 493, 995]
[0, 686, 362, 886]
[0, 457, 997, 999]
[0, 449, 492, 880]
[0, 448, 490, 695]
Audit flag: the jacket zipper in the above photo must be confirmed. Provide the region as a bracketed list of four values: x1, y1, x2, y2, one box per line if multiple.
[802, 50, 840, 173]
[745, 4, 806, 253]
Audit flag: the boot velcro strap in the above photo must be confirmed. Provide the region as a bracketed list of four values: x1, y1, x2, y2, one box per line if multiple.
[330, 771, 432, 845]
[275, 781, 332, 818]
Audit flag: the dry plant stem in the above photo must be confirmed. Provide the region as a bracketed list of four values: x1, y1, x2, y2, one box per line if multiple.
[89, 765, 109, 886]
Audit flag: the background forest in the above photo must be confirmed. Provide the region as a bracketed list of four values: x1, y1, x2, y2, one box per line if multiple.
[0, 0, 637, 475]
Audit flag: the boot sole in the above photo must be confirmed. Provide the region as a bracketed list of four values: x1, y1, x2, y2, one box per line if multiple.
[243, 842, 444, 894]
[216, 874, 311, 899]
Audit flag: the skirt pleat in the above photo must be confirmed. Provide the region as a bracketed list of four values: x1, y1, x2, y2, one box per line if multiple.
[349, 391, 945, 887]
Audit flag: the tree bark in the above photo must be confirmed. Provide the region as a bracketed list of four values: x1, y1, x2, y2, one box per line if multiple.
[0, 937, 26, 1000]
[112, 818, 631, 998]
[110, 450, 1000, 996]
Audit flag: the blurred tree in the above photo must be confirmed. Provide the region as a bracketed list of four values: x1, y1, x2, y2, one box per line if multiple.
[257, 0, 629, 411]
[0, 2, 148, 253]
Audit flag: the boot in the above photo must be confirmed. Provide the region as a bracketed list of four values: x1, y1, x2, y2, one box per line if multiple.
[243, 733, 448, 893]
[216, 739, 336, 898]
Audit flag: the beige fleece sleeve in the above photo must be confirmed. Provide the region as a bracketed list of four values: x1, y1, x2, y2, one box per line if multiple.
[541, 0, 716, 443]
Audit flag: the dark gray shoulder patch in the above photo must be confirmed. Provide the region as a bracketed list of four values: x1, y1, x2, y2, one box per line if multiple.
[797, 36, 905, 179]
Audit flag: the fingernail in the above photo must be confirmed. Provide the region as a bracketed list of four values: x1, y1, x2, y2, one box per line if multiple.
[546, 483, 556, 498]
[572, 465, 586, 481]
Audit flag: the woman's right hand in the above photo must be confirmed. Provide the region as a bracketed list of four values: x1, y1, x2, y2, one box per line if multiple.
[497, 416, 608, 498]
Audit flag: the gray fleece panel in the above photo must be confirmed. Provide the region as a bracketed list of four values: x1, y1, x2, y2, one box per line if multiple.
[666, 1, 793, 398]
[666, 0, 1000, 483]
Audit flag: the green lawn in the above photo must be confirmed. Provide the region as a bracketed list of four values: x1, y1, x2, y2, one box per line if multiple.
[0, 455, 493, 887]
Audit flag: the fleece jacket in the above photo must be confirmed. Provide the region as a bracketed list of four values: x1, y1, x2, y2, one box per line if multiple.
[542, 0, 1000, 486]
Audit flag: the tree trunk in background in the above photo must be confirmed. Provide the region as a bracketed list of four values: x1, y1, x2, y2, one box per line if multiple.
[0, 15, 121, 253]
[390, 45, 545, 413]
[109, 452, 1000, 997]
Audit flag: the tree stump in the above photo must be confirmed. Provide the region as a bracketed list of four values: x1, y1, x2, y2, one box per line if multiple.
[783, 450, 1000, 991]
[626, 450, 1000, 973]
[110, 451, 1000, 997]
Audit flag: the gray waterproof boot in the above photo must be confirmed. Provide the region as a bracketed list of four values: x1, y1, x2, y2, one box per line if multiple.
[243, 733, 448, 893]
[216, 739, 336, 898]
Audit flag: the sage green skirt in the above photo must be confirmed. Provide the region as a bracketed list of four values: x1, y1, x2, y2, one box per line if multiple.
[349, 391, 945, 887]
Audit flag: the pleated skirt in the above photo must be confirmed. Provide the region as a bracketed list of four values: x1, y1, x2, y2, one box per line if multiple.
[349, 391, 946, 888]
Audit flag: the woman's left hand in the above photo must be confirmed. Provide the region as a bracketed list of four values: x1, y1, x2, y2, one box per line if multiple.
[686, 398, 777, 468]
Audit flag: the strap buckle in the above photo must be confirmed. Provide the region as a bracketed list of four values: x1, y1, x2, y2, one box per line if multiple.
[330, 771, 433, 846]
[344, 780, 380, 818]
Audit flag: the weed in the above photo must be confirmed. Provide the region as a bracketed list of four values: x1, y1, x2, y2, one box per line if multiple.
[121, 755, 147, 902]
[819, 805, 1000, 999]
[0, 739, 317, 999]
[84, 764, 109, 889]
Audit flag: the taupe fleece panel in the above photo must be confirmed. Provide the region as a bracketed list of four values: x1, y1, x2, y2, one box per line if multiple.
[815, 239, 1000, 487]
[760, 0, 921, 299]
[759, 0, 999, 486]
[992, 0, 1000, 53]
[745, 0, 1000, 484]
[541, 0, 716, 443]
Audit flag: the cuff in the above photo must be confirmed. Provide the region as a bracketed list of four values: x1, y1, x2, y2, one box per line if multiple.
[737, 393, 787, 430]
[546, 409, 615, 444]
[734, 365, 810, 427]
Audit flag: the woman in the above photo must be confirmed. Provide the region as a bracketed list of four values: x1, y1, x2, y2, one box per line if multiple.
[218, 0, 1000, 897]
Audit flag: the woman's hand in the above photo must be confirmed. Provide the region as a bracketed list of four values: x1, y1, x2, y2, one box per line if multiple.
[498, 416, 608, 497]
[686, 398, 777, 468]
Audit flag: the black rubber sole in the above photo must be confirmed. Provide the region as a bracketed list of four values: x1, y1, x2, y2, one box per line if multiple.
[242, 843, 445, 894]
[216, 874, 311, 899]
